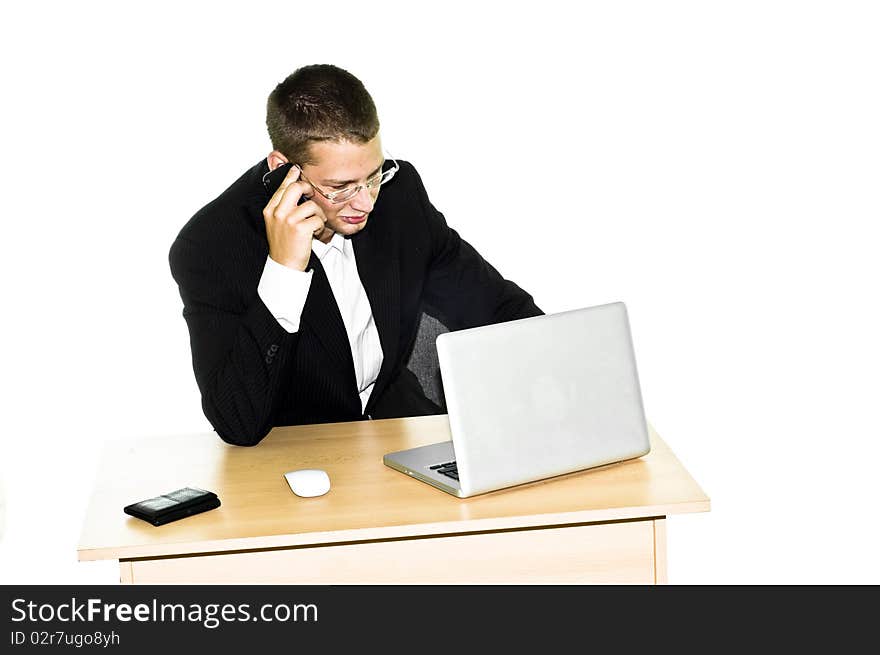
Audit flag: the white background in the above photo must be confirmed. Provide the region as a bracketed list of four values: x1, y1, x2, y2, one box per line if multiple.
[1, 1, 878, 585]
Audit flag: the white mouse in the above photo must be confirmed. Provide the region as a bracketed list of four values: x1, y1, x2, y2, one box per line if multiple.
[284, 469, 331, 498]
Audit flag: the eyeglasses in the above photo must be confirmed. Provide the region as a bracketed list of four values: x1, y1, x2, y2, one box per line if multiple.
[296, 156, 400, 205]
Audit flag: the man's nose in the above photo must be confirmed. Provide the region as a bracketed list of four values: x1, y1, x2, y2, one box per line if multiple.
[349, 186, 375, 212]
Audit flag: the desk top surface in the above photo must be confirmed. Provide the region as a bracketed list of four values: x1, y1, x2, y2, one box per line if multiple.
[78, 415, 710, 561]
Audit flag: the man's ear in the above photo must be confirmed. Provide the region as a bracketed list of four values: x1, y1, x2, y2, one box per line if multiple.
[267, 150, 289, 171]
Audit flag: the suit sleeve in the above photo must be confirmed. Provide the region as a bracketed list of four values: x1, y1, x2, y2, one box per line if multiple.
[409, 165, 543, 328]
[169, 237, 297, 446]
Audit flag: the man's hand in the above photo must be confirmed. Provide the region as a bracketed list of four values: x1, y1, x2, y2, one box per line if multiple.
[263, 166, 327, 271]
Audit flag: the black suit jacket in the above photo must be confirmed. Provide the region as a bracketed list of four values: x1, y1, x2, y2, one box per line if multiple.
[169, 159, 542, 445]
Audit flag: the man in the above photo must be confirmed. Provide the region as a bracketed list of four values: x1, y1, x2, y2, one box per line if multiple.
[169, 64, 542, 446]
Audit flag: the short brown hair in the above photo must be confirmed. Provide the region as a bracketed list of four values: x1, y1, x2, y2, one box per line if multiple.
[266, 64, 380, 165]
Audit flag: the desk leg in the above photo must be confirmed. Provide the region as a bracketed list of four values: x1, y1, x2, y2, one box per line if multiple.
[119, 561, 133, 584]
[653, 517, 668, 584]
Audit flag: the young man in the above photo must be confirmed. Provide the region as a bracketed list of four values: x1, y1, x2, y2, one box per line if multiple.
[169, 64, 542, 446]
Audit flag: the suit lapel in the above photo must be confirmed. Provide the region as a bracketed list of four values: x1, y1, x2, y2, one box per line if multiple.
[299, 254, 359, 385]
[353, 214, 400, 407]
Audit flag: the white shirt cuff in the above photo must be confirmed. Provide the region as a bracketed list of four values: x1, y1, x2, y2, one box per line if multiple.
[257, 256, 313, 334]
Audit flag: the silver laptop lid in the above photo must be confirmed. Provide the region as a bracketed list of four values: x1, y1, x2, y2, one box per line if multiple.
[436, 301, 650, 497]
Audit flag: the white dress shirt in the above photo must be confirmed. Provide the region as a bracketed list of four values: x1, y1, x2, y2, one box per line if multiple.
[257, 233, 384, 413]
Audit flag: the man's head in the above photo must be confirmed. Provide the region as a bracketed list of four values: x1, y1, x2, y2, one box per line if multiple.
[266, 65, 384, 239]
[266, 64, 379, 166]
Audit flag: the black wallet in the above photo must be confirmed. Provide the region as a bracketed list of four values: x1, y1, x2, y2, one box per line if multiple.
[123, 487, 221, 526]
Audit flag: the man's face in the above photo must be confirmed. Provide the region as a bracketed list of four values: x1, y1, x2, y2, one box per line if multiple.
[299, 136, 384, 241]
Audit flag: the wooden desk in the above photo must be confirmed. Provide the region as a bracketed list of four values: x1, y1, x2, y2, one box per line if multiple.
[78, 415, 709, 584]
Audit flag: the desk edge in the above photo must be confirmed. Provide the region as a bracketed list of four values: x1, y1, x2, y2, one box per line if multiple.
[77, 498, 710, 562]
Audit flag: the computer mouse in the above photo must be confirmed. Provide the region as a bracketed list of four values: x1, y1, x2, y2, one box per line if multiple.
[283, 469, 331, 498]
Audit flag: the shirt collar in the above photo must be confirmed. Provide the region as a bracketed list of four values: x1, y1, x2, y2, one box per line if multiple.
[311, 232, 347, 259]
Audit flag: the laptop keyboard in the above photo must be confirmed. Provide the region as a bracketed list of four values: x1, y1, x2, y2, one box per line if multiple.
[430, 461, 458, 481]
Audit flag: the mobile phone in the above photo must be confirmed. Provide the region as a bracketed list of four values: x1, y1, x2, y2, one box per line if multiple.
[263, 162, 310, 206]
[263, 162, 293, 191]
[123, 487, 220, 527]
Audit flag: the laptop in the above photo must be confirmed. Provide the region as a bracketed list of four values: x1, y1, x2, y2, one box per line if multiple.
[383, 301, 651, 498]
